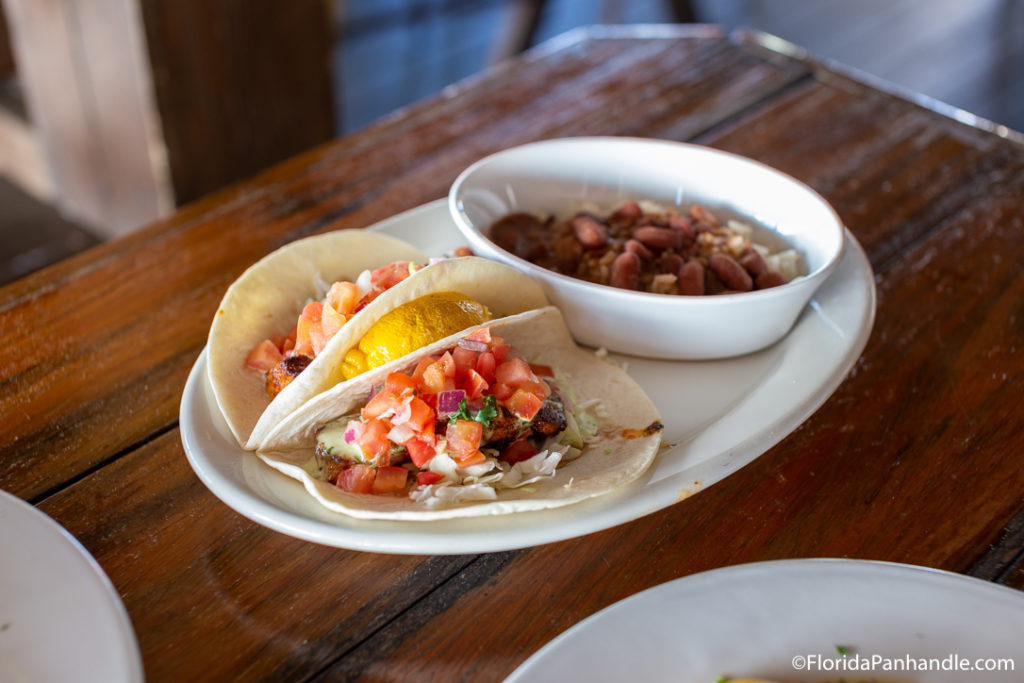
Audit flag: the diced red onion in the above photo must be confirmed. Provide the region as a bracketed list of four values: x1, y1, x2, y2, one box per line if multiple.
[344, 427, 357, 444]
[457, 338, 489, 353]
[388, 423, 416, 444]
[436, 389, 467, 417]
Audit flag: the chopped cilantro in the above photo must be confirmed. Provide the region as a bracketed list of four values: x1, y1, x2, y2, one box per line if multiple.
[473, 395, 498, 426]
[836, 644, 850, 656]
[449, 395, 499, 427]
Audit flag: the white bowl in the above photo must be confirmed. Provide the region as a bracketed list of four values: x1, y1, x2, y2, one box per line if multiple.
[448, 137, 846, 359]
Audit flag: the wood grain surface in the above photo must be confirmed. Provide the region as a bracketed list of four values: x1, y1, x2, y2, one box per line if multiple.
[2, 26, 1022, 682]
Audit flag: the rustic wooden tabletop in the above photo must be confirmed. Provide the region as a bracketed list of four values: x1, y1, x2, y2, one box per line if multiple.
[2, 25, 1022, 682]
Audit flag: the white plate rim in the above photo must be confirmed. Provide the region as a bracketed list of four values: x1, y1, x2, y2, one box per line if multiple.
[0, 489, 144, 682]
[180, 199, 876, 554]
[505, 558, 1024, 682]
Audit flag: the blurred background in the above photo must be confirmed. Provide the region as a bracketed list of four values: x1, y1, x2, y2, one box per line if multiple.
[1, 0, 1021, 286]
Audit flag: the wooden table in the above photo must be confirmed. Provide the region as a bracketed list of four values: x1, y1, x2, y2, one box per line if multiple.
[3, 25, 1023, 681]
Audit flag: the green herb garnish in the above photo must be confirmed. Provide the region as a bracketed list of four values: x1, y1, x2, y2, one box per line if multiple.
[836, 644, 850, 656]
[449, 395, 499, 427]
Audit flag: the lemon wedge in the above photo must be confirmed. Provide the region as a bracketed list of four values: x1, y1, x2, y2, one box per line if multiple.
[340, 291, 491, 379]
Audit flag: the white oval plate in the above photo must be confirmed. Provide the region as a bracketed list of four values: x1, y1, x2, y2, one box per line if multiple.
[0, 490, 144, 682]
[505, 559, 1024, 683]
[180, 199, 875, 554]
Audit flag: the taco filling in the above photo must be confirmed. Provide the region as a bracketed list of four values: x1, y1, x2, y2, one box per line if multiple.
[244, 260, 424, 398]
[308, 326, 600, 505]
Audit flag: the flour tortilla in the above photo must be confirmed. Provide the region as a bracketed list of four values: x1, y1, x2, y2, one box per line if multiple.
[207, 230, 428, 449]
[209, 237, 550, 450]
[257, 306, 664, 521]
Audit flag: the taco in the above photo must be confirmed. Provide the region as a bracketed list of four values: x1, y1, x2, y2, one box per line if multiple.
[256, 306, 664, 521]
[207, 230, 430, 449]
[209, 232, 550, 450]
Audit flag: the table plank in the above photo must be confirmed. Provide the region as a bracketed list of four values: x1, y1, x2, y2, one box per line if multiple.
[36, 430, 479, 681]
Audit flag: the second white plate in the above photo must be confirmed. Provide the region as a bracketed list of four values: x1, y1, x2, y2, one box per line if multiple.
[506, 559, 1024, 682]
[180, 199, 875, 554]
[0, 490, 143, 682]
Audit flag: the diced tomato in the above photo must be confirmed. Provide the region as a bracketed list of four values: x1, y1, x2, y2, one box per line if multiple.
[293, 320, 314, 356]
[336, 464, 375, 494]
[309, 324, 330, 356]
[446, 419, 482, 456]
[453, 449, 486, 467]
[294, 301, 324, 356]
[370, 261, 413, 289]
[372, 466, 409, 494]
[402, 396, 435, 433]
[385, 372, 417, 397]
[495, 357, 534, 387]
[354, 288, 381, 312]
[506, 388, 543, 421]
[461, 369, 489, 400]
[361, 389, 403, 420]
[452, 346, 478, 377]
[269, 332, 288, 351]
[300, 301, 323, 322]
[312, 302, 346, 356]
[475, 351, 496, 384]
[356, 418, 391, 464]
[273, 325, 297, 354]
[436, 351, 456, 378]
[518, 379, 551, 400]
[406, 437, 437, 468]
[417, 471, 444, 486]
[419, 360, 448, 395]
[490, 382, 515, 401]
[464, 327, 491, 344]
[529, 363, 554, 378]
[491, 343, 511, 364]
[500, 439, 538, 465]
[326, 281, 360, 315]
[320, 302, 346, 336]
[411, 355, 435, 386]
[245, 339, 283, 371]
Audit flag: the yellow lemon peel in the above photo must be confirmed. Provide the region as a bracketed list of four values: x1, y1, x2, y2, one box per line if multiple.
[340, 292, 491, 380]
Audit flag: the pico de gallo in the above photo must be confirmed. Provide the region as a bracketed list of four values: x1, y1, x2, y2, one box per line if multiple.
[244, 260, 423, 398]
[312, 326, 598, 503]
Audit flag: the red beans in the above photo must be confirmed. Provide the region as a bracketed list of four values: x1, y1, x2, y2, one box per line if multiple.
[609, 252, 641, 290]
[632, 226, 681, 250]
[570, 214, 608, 249]
[709, 253, 753, 292]
[677, 260, 705, 296]
[756, 270, 787, 289]
[488, 201, 798, 296]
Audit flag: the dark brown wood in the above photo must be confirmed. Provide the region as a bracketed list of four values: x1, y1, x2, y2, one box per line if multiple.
[138, 0, 336, 206]
[0, 3, 14, 76]
[36, 431, 479, 681]
[2, 26, 1023, 682]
